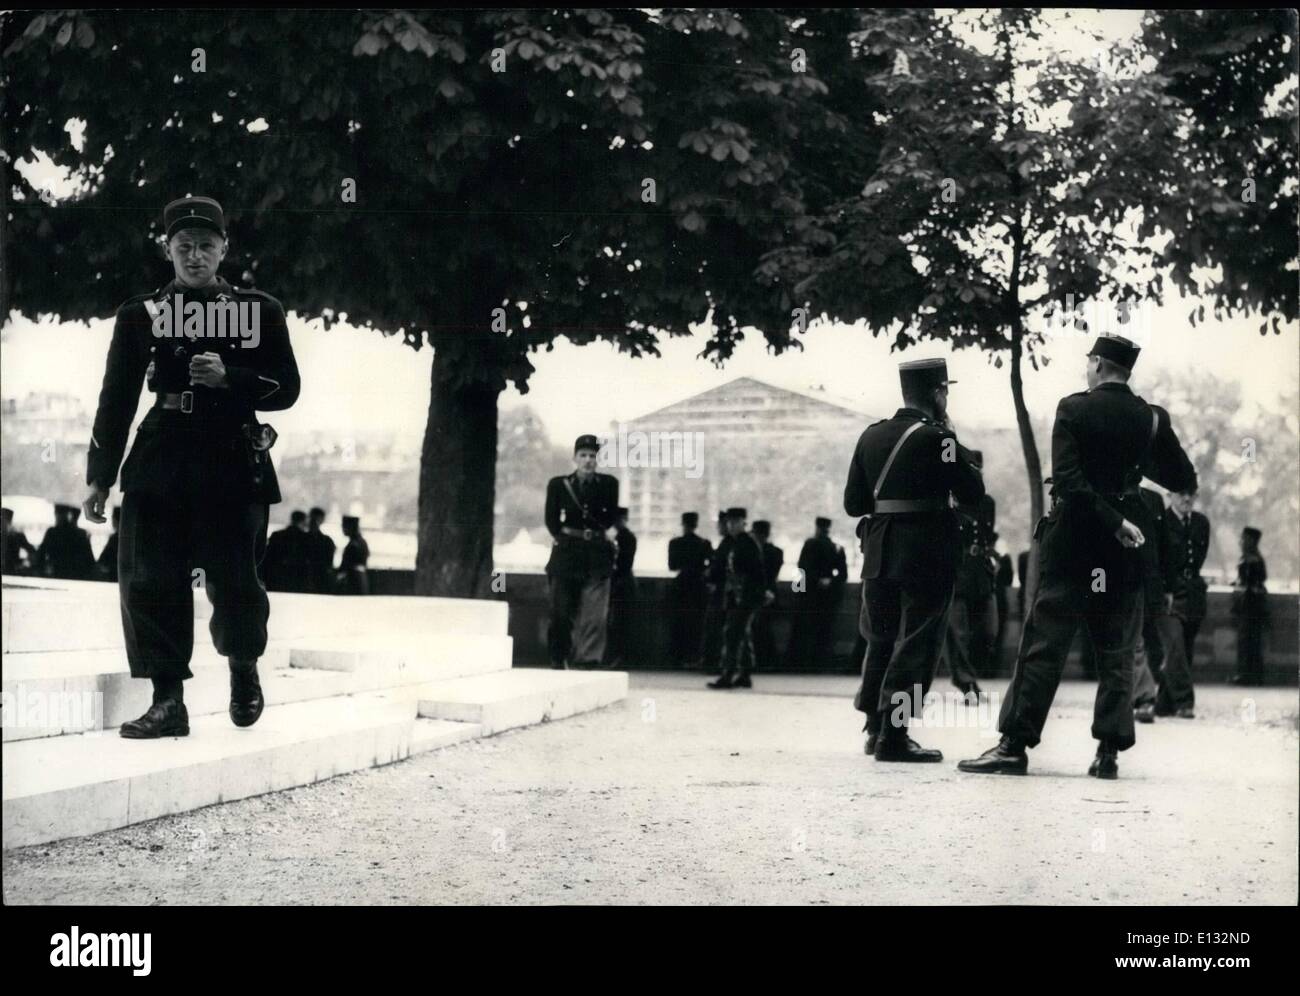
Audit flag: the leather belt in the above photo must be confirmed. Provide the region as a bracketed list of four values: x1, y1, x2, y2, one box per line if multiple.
[561, 527, 603, 540]
[873, 498, 948, 514]
[156, 391, 195, 413]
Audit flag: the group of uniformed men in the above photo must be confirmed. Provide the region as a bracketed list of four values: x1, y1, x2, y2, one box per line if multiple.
[69, 193, 1272, 770]
[262, 507, 370, 595]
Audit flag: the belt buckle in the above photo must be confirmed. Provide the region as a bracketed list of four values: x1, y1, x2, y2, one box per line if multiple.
[583, 528, 594, 541]
[180, 390, 194, 414]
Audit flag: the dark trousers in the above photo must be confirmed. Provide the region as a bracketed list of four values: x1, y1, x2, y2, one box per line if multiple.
[751, 605, 777, 670]
[547, 573, 610, 667]
[1132, 601, 1164, 707]
[854, 578, 953, 736]
[605, 574, 636, 665]
[998, 566, 1142, 751]
[1154, 601, 1195, 713]
[1235, 597, 1268, 683]
[702, 591, 726, 669]
[118, 490, 270, 680]
[668, 576, 708, 665]
[1182, 616, 1203, 669]
[942, 594, 995, 688]
[719, 598, 757, 677]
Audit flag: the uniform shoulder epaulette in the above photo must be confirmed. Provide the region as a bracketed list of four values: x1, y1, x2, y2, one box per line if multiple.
[232, 286, 284, 308]
[115, 290, 159, 316]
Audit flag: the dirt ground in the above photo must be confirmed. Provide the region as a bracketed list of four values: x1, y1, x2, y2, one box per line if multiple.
[4, 674, 1297, 905]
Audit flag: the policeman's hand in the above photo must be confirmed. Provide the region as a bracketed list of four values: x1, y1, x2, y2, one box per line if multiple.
[145, 360, 156, 388]
[818, 577, 831, 589]
[189, 352, 229, 388]
[764, 590, 776, 606]
[1115, 519, 1144, 549]
[1163, 592, 1174, 614]
[83, 486, 109, 525]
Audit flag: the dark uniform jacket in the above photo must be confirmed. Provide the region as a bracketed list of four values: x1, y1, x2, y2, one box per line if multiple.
[843, 408, 985, 585]
[37, 524, 96, 580]
[613, 526, 638, 578]
[1040, 383, 1194, 580]
[760, 542, 784, 593]
[3, 528, 36, 574]
[1162, 509, 1210, 618]
[543, 471, 619, 580]
[953, 494, 998, 602]
[87, 276, 300, 503]
[725, 531, 769, 609]
[797, 535, 847, 593]
[668, 533, 712, 581]
[1136, 487, 1168, 614]
[709, 534, 733, 594]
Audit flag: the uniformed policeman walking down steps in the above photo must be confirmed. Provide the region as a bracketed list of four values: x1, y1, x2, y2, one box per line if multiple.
[83, 195, 301, 739]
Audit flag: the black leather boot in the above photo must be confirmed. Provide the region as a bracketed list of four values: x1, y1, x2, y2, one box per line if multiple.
[957, 735, 1029, 775]
[706, 672, 735, 689]
[120, 699, 190, 739]
[229, 658, 264, 728]
[874, 728, 943, 763]
[732, 673, 752, 688]
[1088, 741, 1119, 779]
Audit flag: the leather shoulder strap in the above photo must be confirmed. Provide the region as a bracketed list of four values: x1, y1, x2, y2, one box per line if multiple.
[873, 421, 927, 501]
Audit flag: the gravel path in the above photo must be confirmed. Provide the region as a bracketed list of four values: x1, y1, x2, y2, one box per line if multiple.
[5, 675, 1296, 905]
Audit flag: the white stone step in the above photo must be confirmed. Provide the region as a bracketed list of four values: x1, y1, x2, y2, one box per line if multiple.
[1, 692, 481, 849]
[1, 644, 296, 742]
[417, 668, 628, 736]
[1, 580, 508, 654]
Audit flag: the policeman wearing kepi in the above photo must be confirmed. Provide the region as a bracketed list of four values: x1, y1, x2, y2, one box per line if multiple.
[845, 358, 984, 761]
[667, 512, 713, 667]
[544, 434, 619, 669]
[82, 195, 300, 739]
[959, 334, 1194, 779]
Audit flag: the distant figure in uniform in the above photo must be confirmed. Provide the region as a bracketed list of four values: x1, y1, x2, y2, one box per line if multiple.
[749, 520, 783, 670]
[789, 517, 849, 669]
[845, 358, 984, 762]
[306, 507, 337, 595]
[1153, 487, 1210, 717]
[707, 507, 771, 689]
[544, 434, 618, 669]
[959, 334, 1194, 779]
[38, 504, 97, 580]
[604, 506, 638, 668]
[941, 485, 997, 699]
[701, 510, 730, 672]
[83, 194, 300, 739]
[338, 515, 370, 595]
[96, 506, 122, 582]
[667, 511, 713, 667]
[3, 506, 38, 575]
[1131, 486, 1168, 724]
[1231, 526, 1269, 686]
[263, 510, 308, 592]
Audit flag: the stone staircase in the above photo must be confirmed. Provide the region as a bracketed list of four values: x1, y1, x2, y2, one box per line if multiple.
[2, 577, 626, 848]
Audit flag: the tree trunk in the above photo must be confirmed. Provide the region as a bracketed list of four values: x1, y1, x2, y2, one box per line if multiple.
[1009, 312, 1045, 608]
[415, 346, 500, 597]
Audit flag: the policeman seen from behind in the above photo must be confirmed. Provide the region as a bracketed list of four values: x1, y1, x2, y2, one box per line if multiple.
[667, 511, 713, 667]
[707, 507, 771, 690]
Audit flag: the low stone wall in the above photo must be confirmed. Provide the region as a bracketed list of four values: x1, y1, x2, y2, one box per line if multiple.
[369, 569, 1297, 684]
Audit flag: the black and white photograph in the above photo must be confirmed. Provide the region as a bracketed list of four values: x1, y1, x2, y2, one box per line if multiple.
[1, 5, 1297, 937]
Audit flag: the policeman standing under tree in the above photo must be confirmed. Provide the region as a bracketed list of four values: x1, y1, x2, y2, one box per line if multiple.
[37, 504, 97, 580]
[749, 520, 783, 670]
[1231, 526, 1269, 685]
[707, 507, 771, 690]
[544, 435, 619, 669]
[789, 517, 848, 669]
[1153, 486, 1210, 717]
[338, 516, 370, 595]
[83, 195, 300, 739]
[604, 506, 638, 668]
[701, 510, 730, 672]
[959, 334, 1194, 779]
[845, 358, 984, 762]
[667, 511, 713, 667]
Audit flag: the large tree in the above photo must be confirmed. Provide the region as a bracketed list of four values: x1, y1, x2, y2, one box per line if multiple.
[2, 8, 883, 595]
[719, 8, 1297, 601]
